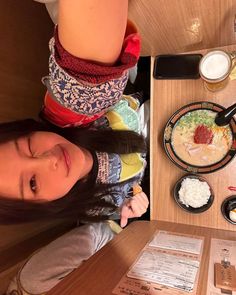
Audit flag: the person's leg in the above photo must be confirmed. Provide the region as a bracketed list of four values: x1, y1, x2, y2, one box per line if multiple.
[7, 222, 115, 295]
[58, 0, 128, 64]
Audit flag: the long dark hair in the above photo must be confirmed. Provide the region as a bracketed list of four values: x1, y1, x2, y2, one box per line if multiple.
[0, 119, 146, 224]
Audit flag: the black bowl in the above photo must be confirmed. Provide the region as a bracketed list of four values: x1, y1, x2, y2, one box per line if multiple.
[221, 195, 236, 225]
[163, 101, 236, 174]
[173, 174, 214, 213]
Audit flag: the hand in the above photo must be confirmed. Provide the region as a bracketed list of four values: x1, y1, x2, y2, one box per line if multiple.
[120, 192, 149, 228]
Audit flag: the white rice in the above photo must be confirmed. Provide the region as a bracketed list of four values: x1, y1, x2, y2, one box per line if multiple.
[178, 178, 211, 208]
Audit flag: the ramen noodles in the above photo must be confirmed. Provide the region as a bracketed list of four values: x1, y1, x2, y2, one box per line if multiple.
[171, 110, 233, 166]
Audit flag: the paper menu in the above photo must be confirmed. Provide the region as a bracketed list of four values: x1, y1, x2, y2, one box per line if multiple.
[127, 249, 200, 292]
[149, 231, 203, 254]
[113, 231, 204, 295]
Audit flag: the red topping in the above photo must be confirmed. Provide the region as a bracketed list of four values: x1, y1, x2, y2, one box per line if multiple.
[194, 125, 213, 144]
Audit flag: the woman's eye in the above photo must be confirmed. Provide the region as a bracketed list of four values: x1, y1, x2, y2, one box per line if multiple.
[30, 175, 37, 193]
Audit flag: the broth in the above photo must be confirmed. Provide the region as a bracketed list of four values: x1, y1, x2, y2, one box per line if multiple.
[171, 110, 233, 166]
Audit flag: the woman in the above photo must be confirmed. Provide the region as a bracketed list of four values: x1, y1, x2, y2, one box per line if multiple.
[0, 0, 149, 227]
[0, 118, 148, 226]
[4, 1, 149, 293]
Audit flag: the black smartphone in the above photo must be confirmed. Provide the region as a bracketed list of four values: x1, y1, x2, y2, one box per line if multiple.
[153, 54, 202, 79]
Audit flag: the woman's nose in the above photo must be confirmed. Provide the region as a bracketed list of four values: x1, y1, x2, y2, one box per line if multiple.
[34, 150, 58, 171]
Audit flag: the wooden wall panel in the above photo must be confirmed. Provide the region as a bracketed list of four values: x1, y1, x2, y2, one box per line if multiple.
[0, 2, 75, 293]
[0, 0, 53, 122]
[128, 0, 236, 56]
[0, 0, 54, 240]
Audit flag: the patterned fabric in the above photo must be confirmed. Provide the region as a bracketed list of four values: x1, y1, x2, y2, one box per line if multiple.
[92, 96, 140, 132]
[43, 37, 129, 116]
[42, 22, 140, 127]
[94, 93, 145, 207]
[105, 99, 140, 133]
[96, 152, 121, 184]
[95, 151, 145, 208]
[42, 90, 105, 127]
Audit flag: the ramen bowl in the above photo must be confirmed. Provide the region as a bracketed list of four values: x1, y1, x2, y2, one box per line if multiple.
[164, 101, 236, 173]
[173, 174, 214, 213]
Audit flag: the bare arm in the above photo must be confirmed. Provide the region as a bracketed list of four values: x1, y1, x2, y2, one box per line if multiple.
[58, 0, 128, 65]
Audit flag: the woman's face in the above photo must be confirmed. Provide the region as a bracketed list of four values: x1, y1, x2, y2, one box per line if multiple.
[0, 132, 92, 201]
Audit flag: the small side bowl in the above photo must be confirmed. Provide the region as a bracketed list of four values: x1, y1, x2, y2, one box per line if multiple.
[221, 195, 236, 225]
[173, 174, 214, 214]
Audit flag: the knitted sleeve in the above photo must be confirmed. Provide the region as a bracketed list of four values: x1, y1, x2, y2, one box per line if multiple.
[41, 23, 141, 127]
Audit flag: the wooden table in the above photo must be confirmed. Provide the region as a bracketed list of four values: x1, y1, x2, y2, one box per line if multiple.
[150, 44, 236, 231]
[128, 0, 236, 56]
[47, 220, 236, 295]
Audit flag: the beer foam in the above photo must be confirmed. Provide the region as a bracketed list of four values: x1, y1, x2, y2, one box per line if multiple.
[201, 52, 230, 79]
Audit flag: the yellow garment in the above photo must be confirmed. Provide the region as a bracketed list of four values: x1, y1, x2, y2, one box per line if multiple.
[120, 153, 145, 181]
[105, 96, 140, 132]
[105, 95, 145, 181]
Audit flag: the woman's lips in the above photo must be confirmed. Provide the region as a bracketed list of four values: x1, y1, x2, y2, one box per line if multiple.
[60, 146, 71, 176]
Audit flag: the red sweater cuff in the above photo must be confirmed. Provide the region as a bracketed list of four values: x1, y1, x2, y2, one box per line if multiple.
[53, 24, 141, 84]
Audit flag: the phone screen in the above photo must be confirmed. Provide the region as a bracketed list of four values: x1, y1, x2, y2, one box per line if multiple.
[153, 54, 202, 79]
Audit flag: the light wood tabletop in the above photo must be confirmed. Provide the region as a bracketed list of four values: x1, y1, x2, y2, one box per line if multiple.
[150, 44, 236, 231]
[47, 220, 236, 295]
[128, 0, 236, 56]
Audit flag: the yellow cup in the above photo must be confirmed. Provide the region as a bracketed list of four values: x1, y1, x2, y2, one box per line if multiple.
[199, 50, 236, 92]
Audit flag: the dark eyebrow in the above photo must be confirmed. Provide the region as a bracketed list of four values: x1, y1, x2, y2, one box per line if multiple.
[14, 140, 25, 200]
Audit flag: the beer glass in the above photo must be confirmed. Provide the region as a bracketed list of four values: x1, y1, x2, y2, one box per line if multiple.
[199, 50, 236, 92]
